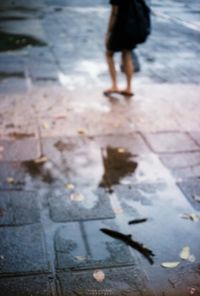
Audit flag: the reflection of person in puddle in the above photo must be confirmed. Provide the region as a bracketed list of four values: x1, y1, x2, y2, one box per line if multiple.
[104, 0, 136, 97]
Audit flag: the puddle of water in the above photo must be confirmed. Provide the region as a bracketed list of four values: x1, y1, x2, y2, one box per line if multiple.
[0, 72, 24, 80]
[23, 160, 54, 184]
[0, 31, 47, 52]
[99, 146, 138, 192]
[54, 140, 75, 152]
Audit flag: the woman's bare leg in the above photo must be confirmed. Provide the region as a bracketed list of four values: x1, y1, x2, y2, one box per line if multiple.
[121, 50, 134, 95]
[104, 50, 119, 94]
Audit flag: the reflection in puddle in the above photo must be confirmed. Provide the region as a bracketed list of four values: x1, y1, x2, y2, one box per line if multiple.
[0, 31, 47, 52]
[54, 140, 75, 152]
[99, 147, 138, 192]
[23, 160, 54, 184]
[0, 16, 28, 21]
[0, 72, 24, 80]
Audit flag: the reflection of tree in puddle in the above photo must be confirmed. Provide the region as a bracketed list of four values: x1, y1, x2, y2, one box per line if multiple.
[23, 160, 54, 184]
[0, 31, 46, 52]
[99, 146, 138, 192]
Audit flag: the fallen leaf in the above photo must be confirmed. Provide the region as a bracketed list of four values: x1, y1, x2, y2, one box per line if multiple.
[161, 262, 180, 269]
[34, 156, 48, 164]
[77, 128, 86, 135]
[6, 177, 15, 184]
[74, 256, 87, 262]
[193, 194, 200, 202]
[70, 193, 85, 202]
[65, 183, 75, 190]
[43, 122, 50, 129]
[181, 213, 200, 222]
[93, 270, 105, 283]
[117, 148, 126, 154]
[180, 246, 190, 260]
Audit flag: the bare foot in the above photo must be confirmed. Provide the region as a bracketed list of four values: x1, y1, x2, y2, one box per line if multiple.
[103, 87, 119, 96]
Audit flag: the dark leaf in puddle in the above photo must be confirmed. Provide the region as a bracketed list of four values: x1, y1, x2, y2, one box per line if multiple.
[128, 218, 148, 225]
[100, 228, 155, 264]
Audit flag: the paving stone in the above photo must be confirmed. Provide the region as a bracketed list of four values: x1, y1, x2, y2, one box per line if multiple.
[0, 138, 40, 161]
[0, 275, 54, 296]
[0, 224, 49, 274]
[49, 187, 114, 222]
[0, 78, 28, 94]
[160, 152, 200, 179]
[0, 190, 40, 226]
[95, 134, 151, 154]
[58, 266, 153, 296]
[190, 132, 200, 147]
[143, 132, 199, 153]
[0, 162, 26, 190]
[177, 179, 200, 211]
[55, 220, 135, 271]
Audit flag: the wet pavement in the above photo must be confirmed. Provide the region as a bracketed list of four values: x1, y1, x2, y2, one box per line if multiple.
[0, 0, 200, 295]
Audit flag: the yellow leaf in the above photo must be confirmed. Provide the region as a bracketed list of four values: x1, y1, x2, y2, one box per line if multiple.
[93, 270, 105, 283]
[77, 128, 86, 135]
[65, 183, 75, 190]
[190, 213, 200, 222]
[6, 177, 15, 184]
[180, 246, 190, 260]
[43, 122, 50, 129]
[70, 193, 84, 202]
[161, 262, 180, 269]
[34, 156, 48, 164]
[181, 213, 200, 222]
[117, 148, 125, 154]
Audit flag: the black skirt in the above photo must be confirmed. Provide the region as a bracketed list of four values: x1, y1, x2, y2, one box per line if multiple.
[107, 27, 136, 52]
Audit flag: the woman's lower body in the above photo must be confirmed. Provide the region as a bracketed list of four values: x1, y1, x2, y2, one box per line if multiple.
[104, 29, 136, 96]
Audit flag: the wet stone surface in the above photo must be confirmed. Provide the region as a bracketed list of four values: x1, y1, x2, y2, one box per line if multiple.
[143, 132, 199, 153]
[49, 187, 114, 222]
[0, 139, 40, 161]
[0, 162, 26, 190]
[0, 275, 54, 296]
[58, 266, 153, 296]
[55, 220, 135, 271]
[177, 178, 200, 211]
[0, 190, 40, 226]
[0, 224, 49, 274]
[160, 152, 200, 179]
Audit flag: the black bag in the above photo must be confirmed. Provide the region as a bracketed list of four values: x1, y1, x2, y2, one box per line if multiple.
[125, 0, 151, 45]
